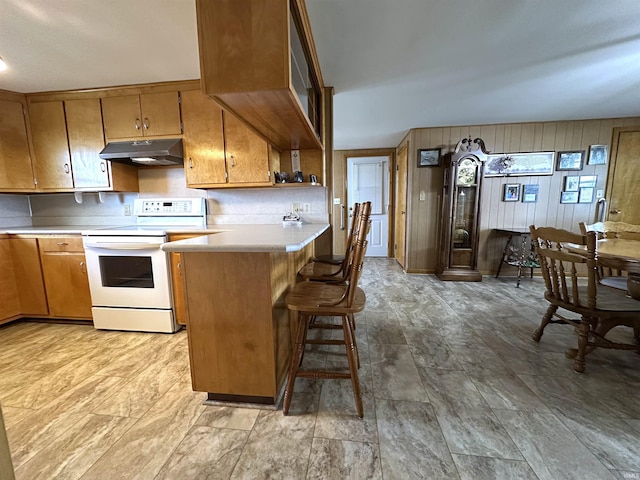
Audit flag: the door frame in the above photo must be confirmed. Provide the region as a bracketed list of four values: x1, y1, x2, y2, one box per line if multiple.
[606, 126, 640, 222]
[347, 155, 391, 257]
[332, 149, 396, 258]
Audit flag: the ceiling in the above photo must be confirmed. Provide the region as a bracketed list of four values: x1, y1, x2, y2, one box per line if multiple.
[1, 0, 639, 150]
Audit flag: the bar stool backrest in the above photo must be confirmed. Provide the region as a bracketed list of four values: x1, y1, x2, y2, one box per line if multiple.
[345, 202, 372, 307]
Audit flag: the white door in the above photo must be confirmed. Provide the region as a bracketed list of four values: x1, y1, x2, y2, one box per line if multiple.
[347, 156, 390, 257]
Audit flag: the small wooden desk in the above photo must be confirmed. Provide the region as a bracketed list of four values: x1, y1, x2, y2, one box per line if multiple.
[494, 228, 540, 287]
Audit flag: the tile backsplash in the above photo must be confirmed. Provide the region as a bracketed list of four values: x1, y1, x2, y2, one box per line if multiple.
[0, 195, 31, 228]
[0, 167, 328, 227]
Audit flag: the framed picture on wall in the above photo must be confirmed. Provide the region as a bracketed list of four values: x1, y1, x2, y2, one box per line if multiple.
[579, 175, 597, 188]
[417, 148, 441, 167]
[503, 183, 521, 202]
[484, 152, 554, 176]
[588, 145, 608, 165]
[564, 176, 579, 192]
[560, 191, 579, 204]
[556, 151, 585, 171]
[579, 187, 595, 203]
[522, 184, 539, 203]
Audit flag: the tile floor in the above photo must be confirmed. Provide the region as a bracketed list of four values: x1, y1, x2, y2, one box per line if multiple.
[1, 258, 640, 479]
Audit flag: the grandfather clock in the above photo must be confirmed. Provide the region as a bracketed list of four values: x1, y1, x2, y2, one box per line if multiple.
[436, 137, 489, 281]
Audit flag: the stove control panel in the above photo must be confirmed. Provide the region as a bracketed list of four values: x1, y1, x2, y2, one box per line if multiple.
[133, 198, 206, 217]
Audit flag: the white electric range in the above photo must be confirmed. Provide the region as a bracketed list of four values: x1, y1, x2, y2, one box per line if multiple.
[82, 198, 206, 333]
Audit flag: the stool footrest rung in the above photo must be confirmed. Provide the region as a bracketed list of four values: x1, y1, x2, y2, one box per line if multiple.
[309, 323, 342, 330]
[296, 371, 351, 379]
[305, 339, 345, 345]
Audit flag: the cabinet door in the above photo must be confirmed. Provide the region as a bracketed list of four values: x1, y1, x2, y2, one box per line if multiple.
[0, 238, 20, 322]
[0, 100, 36, 191]
[40, 252, 92, 318]
[168, 233, 205, 326]
[29, 101, 74, 189]
[65, 98, 110, 189]
[181, 90, 227, 186]
[139, 92, 182, 137]
[102, 95, 143, 140]
[223, 112, 270, 184]
[10, 238, 48, 316]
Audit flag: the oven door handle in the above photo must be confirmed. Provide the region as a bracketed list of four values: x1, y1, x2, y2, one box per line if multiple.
[83, 242, 162, 251]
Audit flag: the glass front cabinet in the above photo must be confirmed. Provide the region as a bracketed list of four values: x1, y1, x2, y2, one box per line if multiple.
[436, 137, 489, 281]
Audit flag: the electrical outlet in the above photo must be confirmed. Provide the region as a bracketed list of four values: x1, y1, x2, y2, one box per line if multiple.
[292, 202, 300, 213]
[123, 205, 132, 216]
[302, 203, 311, 213]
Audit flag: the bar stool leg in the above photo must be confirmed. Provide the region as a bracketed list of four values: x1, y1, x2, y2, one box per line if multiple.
[342, 315, 363, 418]
[283, 312, 309, 415]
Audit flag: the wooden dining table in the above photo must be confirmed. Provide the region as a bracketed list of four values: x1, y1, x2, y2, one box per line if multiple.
[594, 238, 640, 300]
[564, 237, 640, 359]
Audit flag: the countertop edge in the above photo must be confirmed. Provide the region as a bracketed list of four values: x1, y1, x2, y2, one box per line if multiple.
[162, 224, 329, 253]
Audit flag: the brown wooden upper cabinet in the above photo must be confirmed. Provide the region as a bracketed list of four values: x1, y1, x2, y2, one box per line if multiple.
[196, 0, 324, 151]
[0, 97, 36, 191]
[101, 92, 182, 140]
[28, 99, 139, 192]
[181, 89, 271, 188]
[28, 100, 75, 190]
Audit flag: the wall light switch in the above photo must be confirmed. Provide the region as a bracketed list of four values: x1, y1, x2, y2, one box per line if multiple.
[333, 198, 341, 205]
[123, 205, 132, 216]
[419, 190, 426, 201]
[596, 189, 604, 198]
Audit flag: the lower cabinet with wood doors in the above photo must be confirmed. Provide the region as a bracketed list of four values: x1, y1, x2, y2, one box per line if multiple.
[168, 233, 206, 326]
[38, 236, 92, 319]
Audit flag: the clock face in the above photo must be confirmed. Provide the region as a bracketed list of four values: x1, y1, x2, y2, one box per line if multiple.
[457, 166, 476, 185]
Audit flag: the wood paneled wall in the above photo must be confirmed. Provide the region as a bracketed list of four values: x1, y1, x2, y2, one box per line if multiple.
[404, 117, 640, 274]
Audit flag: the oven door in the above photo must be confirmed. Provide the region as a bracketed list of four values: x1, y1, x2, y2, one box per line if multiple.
[83, 235, 171, 309]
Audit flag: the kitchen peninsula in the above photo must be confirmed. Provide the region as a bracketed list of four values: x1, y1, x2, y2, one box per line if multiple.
[162, 223, 329, 405]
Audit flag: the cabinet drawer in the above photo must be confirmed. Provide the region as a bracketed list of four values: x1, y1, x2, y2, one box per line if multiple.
[38, 236, 84, 252]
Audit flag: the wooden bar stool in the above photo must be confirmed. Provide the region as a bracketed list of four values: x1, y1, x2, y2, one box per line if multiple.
[283, 202, 371, 417]
[298, 203, 361, 282]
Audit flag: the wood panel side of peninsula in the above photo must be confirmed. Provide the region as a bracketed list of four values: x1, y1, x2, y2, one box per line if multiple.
[180, 243, 313, 404]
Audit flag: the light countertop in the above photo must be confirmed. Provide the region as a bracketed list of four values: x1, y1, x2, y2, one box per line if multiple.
[1, 225, 115, 235]
[161, 223, 330, 253]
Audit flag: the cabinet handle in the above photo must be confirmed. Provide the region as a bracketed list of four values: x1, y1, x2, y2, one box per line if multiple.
[143, 117, 149, 130]
[63, 163, 70, 174]
[230, 154, 236, 167]
[100, 161, 106, 172]
[56, 242, 69, 246]
[135, 119, 141, 130]
[188, 157, 193, 169]
[80, 261, 86, 274]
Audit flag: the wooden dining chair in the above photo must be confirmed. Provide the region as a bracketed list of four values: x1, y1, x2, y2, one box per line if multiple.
[530, 225, 640, 372]
[298, 203, 362, 282]
[283, 202, 371, 417]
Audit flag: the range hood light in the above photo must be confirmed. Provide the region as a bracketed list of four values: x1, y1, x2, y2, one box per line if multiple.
[132, 157, 156, 164]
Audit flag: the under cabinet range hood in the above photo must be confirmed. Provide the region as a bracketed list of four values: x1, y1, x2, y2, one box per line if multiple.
[99, 139, 183, 166]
